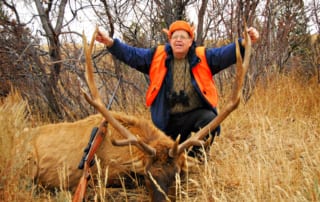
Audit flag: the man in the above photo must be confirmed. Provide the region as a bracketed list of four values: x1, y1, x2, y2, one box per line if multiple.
[95, 20, 259, 158]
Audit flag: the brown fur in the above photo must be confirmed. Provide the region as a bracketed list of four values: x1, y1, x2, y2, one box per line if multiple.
[21, 111, 186, 198]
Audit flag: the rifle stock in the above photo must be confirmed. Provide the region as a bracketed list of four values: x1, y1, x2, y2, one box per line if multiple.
[72, 165, 90, 202]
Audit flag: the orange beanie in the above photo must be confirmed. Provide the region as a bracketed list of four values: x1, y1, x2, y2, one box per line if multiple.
[168, 20, 194, 39]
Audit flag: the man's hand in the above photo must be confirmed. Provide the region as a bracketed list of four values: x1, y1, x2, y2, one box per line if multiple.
[95, 27, 114, 47]
[242, 27, 260, 46]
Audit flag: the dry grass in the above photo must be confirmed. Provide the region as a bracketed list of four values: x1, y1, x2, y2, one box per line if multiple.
[208, 73, 320, 201]
[0, 73, 319, 201]
[0, 90, 33, 201]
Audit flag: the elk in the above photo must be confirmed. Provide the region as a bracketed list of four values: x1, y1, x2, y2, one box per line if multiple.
[21, 24, 251, 201]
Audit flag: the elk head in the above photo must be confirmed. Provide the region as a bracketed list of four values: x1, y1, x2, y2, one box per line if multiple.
[81, 23, 251, 201]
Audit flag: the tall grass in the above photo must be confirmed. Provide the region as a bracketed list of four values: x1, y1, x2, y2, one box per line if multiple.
[202, 73, 320, 201]
[0, 90, 33, 201]
[0, 74, 319, 201]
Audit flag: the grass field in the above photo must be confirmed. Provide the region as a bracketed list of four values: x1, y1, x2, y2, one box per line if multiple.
[0, 73, 319, 201]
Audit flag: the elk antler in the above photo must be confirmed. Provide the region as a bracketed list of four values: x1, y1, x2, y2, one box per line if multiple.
[170, 22, 252, 157]
[81, 27, 156, 157]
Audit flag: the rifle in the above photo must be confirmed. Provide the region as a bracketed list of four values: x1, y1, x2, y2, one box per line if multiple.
[72, 120, 107, 202]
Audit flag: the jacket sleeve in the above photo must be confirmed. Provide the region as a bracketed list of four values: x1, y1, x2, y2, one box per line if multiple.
[205, 38, 245, 75]
[107, 38, 155, 74]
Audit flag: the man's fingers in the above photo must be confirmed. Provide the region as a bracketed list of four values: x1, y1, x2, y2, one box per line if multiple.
[247, 27, 259, 43]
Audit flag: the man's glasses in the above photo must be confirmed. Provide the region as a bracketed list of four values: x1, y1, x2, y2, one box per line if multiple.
[171, 35, 191, 40]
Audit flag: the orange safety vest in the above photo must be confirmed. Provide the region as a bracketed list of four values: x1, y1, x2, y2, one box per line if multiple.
[145, 45, 218, 108]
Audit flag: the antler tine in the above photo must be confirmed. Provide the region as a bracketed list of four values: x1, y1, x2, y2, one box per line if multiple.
[81, 28, 156, 157]
[172, 22, 252, 157]
[168, 135, 181, 157]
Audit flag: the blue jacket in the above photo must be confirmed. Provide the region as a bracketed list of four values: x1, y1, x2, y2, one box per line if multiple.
[108, 39, 245, 130]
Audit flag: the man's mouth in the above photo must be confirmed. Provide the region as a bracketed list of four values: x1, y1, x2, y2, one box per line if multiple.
[174, 44, 183, 48]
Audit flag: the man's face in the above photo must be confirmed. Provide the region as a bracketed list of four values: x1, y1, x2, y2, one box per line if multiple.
[169, 30, 193, 59]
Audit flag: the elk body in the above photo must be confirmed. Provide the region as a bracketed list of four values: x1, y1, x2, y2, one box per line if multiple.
[20, 23, 251, 202]
[24, 112, 184, 195]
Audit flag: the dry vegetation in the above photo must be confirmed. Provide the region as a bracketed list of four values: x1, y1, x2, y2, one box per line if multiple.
[0, 72, 319, 202]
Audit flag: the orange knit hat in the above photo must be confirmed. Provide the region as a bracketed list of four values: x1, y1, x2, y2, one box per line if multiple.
[168, 20, 194, 40]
